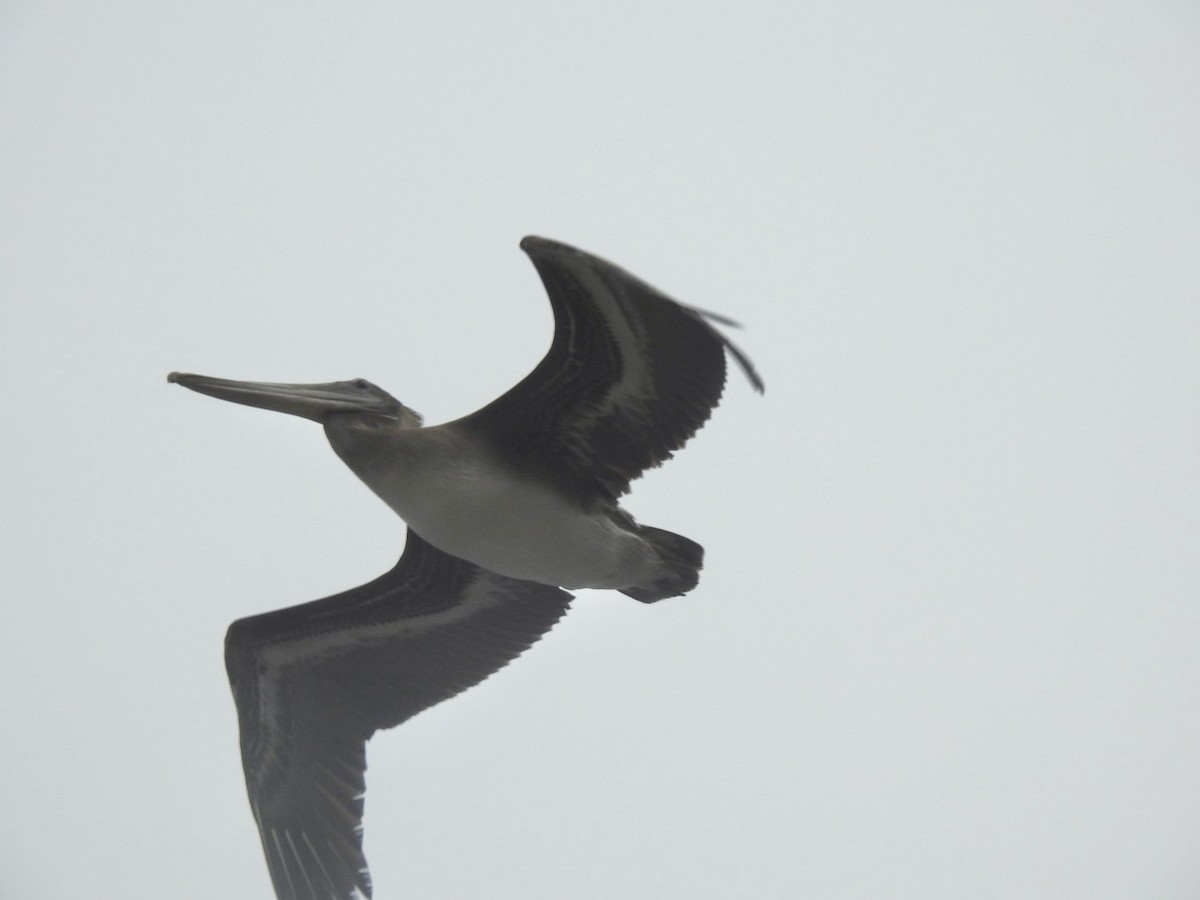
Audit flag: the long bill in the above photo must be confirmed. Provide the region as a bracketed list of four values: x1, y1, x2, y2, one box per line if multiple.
[167, 372, 396, 422]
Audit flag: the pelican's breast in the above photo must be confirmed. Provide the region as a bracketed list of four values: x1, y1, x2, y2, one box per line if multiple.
[327, 423, 657, 589]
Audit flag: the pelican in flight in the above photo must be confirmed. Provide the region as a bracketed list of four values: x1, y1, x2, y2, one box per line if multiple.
[170, 236, 762, 900]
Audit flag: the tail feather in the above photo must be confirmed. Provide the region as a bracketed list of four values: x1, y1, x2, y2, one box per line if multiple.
[620, 526, 705, 603]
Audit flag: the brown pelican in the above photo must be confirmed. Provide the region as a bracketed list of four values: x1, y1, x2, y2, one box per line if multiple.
[170, 236, 762, 900]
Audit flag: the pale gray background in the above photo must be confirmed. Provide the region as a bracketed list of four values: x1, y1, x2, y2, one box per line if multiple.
[2, 2, 1198, 898]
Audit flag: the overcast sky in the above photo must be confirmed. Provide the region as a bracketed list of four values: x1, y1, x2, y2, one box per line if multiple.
[2, 2, 1198, 898]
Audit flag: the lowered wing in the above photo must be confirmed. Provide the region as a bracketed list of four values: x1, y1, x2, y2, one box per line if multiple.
[224, 530, 573, 900]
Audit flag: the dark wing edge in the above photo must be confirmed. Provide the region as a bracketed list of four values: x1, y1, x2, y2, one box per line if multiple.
[460, 236, 763, 502]
[224, 530, 574, 900]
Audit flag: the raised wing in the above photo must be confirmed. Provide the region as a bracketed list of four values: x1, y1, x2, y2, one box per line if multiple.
[224, 530, 573, 900]
[459, 237, 763, 504]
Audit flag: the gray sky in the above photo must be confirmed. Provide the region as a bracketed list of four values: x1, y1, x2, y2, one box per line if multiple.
[2, 2, 1198, 898]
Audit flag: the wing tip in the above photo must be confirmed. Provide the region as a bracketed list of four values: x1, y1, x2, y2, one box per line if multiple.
[726, 339, 766, 394]
[685, 305, 765, 394]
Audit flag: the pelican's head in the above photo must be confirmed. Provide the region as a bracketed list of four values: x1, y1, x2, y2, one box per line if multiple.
[167, 372, 423, 434]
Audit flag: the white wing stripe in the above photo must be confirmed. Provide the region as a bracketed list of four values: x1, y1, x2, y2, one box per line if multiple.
[302, 831, 339, 895]
[283, 830, 318, 899]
